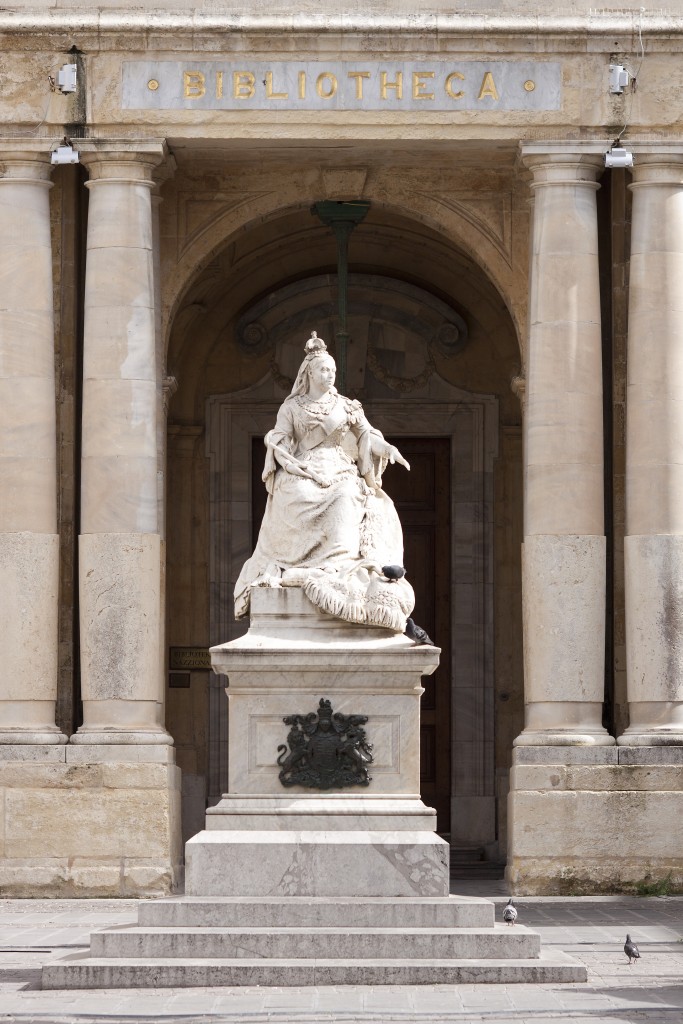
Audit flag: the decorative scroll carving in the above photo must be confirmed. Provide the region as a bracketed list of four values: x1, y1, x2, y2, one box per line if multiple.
[277, 698, 373, 790]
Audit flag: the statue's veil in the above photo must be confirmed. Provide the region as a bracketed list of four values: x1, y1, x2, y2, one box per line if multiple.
[289, 332, 334, 398]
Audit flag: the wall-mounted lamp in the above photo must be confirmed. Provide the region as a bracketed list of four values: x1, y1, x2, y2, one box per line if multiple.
[609, 64, 631, 94]
[56, 63, 77, 94]
[51, 143, 79, 165]
[604, 146, 634, 169]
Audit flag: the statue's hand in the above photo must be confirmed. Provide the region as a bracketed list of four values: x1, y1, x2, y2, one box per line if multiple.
[386, 445, 410, 471]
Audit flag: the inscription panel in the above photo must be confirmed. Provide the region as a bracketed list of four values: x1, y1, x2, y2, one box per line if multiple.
[123, 60, 561, 112]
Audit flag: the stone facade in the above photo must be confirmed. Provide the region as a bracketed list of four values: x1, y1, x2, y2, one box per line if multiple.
[0, 1, 681, 894]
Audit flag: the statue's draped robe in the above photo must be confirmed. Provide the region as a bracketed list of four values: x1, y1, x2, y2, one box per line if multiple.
[234, 394, 414, 629]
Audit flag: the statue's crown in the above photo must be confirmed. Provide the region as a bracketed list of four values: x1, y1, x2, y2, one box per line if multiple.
[305, 330, 327, 356]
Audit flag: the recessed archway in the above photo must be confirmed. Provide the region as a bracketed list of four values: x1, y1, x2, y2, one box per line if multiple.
[164, 198, 524, 864]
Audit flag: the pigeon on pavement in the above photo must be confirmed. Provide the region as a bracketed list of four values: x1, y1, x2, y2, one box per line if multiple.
[624, 934, 641, 964]
[404, 617, 434, 646]
[503, 898, 518, 926]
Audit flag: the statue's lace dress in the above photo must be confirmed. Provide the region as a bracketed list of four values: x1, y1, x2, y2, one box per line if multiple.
[234, 391, 414, 629]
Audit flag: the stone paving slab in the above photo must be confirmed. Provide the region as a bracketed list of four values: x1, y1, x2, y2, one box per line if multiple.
[0, 893, 681, 1022]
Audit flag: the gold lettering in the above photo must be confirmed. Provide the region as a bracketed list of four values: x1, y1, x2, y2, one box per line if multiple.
[380, 71, 403, 100]
[183, 70, 206, 99]
[348, 71, 371, 100]
[412, 71, 435, 100]
[265, 70, 288, 100]
[445, 71, 465, 100]
[298, 70, 306, 99]
[216, 71, 223, 100]
[316, 72, 338, 99]
[233, 71, 256, 99]
[478, 71, 499, 101]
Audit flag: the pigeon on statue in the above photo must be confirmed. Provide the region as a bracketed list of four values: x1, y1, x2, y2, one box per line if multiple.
[624, 934, 641, 964]
[503, 898, 518, 926]
[381, 564, 406, 582]
[404, 617, 434, 646]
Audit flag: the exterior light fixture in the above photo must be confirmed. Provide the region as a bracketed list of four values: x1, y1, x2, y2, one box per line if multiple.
[604, 147, 634, 169]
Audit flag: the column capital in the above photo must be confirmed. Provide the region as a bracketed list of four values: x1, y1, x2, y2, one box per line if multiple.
[520, 141, 607, 186]
[0, 144, 54, 184]
[629, 151, 683, 188]
[77, 139, 167, 184]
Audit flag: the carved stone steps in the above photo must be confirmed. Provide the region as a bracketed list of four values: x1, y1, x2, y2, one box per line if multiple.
[137, 895, 495, 929]
[91, 924, 540, 960]
[43, 951, 586, 988]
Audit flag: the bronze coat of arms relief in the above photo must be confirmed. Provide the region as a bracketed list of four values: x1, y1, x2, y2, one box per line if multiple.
[276, 698, 374, 789]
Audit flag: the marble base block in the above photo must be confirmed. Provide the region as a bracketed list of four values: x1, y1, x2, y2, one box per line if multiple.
[185, 829, 450, 897]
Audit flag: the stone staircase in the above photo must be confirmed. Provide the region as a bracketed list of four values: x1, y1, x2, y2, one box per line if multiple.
[42, 895, 586, 987]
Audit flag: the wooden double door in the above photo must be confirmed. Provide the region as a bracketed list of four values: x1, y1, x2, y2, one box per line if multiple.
[383, 437, 451, 833]
[252, 435, 452, 833]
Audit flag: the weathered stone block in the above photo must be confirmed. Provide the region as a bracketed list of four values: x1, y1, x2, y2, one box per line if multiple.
[5, 788, 173, 859]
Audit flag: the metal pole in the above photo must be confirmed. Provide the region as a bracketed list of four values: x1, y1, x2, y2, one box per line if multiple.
[312, 201, 370, 395]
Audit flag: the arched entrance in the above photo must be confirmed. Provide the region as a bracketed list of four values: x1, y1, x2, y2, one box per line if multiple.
[164, 201, 523, 864]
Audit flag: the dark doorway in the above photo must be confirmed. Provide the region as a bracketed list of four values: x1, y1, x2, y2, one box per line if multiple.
[383, 437, 451, 833]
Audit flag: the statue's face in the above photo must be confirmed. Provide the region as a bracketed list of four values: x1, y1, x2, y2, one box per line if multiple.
[309, 355, 336, 392]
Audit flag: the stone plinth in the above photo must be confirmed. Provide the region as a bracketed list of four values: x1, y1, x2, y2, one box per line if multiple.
[507, 746, 683, 894]
[0, 744, 182, 897]
[188, 587, 446, 897]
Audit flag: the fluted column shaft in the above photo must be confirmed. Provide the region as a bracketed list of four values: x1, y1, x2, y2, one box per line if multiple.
[516, 146, 613, 746]
[74, 144, 172, 744]
[0, 151, 65, 743]
[622, 153, 683, 744]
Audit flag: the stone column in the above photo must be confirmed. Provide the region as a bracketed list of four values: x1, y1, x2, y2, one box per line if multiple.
[621, 151, 683, 744]
[73, 142, 172, 744]
[516, 144, 613, 746]
[0, 149, 65, 743]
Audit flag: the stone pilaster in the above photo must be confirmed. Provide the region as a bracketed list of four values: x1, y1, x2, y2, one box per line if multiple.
[516, 144, 613, 746]
[622, 150, 683, 745]
[73, 141, 172, 744]
[0, 148, 65, 744]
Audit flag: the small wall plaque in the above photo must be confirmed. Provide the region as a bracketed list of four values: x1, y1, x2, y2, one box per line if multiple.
[169, 647, 212, 671]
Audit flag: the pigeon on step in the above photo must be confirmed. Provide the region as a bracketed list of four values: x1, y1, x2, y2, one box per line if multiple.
[624, 934, 640, 964]
[503, 898, 518, 926]
[404, 617, 434, 646]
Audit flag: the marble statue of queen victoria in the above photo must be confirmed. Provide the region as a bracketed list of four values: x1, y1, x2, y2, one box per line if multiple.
[234, 332, 416, 631]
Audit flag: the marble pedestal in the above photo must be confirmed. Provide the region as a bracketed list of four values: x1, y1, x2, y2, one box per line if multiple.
[187, 587, 448, 897]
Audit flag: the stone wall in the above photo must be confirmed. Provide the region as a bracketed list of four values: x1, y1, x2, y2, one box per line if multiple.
[0, 747, 181, 897]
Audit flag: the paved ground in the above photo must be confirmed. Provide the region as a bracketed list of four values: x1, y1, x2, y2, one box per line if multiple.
[0, 882, 681, 1024]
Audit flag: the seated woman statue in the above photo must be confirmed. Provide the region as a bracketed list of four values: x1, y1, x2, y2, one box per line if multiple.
[234, 331, 415, 631]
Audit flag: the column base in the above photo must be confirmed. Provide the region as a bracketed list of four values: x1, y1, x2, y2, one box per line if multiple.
[0, 700, 67, 744]
[0, 730, 67, 745]
[514, 701, 615, 746]
[71, 698, 173, 745]
[70, 731, 174, 745]
[618, 701, 683, 746]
